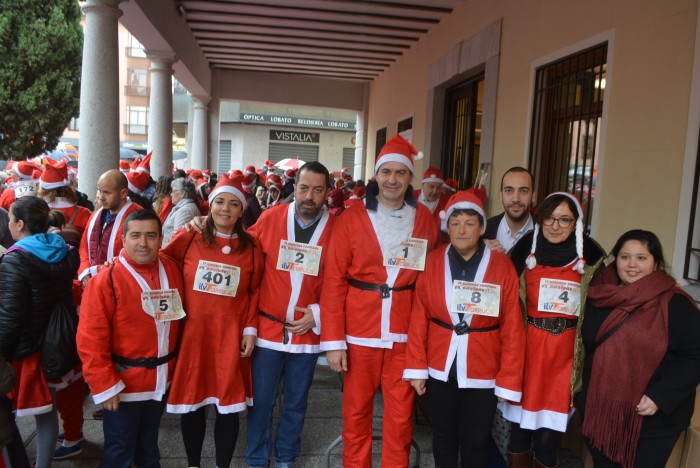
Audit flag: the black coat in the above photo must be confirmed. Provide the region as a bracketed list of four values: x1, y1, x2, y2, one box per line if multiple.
[0, 245, 79, 360]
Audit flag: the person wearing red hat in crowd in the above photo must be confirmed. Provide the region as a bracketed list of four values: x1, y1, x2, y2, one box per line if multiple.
[264, 175, 283, 209]
[341, 167, 353, 184]
[344, 186, 366, 209]
[188, 169, 203, 183]
[162, 178, 201, 246]
[153, 176, 175, 225]
[417, 166, 450, 229]
[194, 178, 211, 216]
[281, 168, 296, 200]
[126, 170, 154, 213]
[442, 178, 458, 196]
[78, 170, 143, 288]
[119, 160, 130, 174]
[501, 192, 606, 468]
[129, 157, 140, 172]
[244, 165, 264, 191]
[242, 161, 335, 468]
[77, 210, 185, 468]
[320, 134, 439, 466]
[162, 175, 263, 468]
[403, 190, 525, 467]
[133, 153, 157, 202]
[326, 188, 345, 216]
[38, 162, 92, 244]
[0, 161, 40, 211]
[202, 169, 211, 182]
[240, 174, 263, 229]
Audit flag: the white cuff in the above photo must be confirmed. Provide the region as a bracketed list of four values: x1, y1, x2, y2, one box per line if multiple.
[92, 380, 125, 405]
[494, 386, 522, 403]
[402, 369, 429, 381]
[319, 340, 347, 351]
[243, 327, 257, 337]
[78, 265, 98, 281]
[308, 303, 321, 335]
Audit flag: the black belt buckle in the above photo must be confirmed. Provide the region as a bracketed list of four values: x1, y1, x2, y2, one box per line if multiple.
[135, 357, 158, 369]
[283, 328, 289, 345]
[379, 284, 391, 299]
[550, 318, 567, 335]
[453, 321, 469, 335]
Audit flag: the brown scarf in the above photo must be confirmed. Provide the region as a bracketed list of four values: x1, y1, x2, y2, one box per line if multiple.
[582, 265, 678, 468]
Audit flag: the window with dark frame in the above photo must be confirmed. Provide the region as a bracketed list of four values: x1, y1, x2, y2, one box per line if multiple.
[375, 127, 387, 158]
[683, 132, 700, 282]
[528, 43, 607, 232]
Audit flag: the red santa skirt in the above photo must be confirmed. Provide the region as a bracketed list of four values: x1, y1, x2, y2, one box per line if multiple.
[8, 353, 53, 417]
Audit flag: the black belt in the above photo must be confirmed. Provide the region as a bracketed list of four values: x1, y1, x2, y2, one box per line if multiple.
[112, 351, 176, 370]
[259, 310, 292, 344]
[526, 316, 578, 335]
[347, 278, 416, 299]
[431, 318, 499, 336]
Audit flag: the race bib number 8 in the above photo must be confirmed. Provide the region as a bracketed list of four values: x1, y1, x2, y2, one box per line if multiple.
[141, 289, 186, 321]
[194, 260, 241, 297]
[383, 237, 428, 271]
[276, 240, 322, 276]
[451, 281, 501, 317]
[537, 278, 581, 316]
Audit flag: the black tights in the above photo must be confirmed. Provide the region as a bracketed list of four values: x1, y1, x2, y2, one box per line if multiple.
[180, 407, 240, 467]
[509, 423, 561, 467]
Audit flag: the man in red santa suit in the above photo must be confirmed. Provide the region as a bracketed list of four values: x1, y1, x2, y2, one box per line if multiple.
[0, 161, 40, 210]
[77, 209, 185, 468]
[78, 170, 142, 286]
[244, 161, 335, 468]
[321, 134, 439, 467]
[417, 166, 450, 228]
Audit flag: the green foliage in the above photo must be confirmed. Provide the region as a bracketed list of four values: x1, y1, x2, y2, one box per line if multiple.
[0, 0, 82, 161]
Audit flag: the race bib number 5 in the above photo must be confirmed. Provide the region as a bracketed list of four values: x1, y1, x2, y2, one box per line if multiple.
[141, 289, 186, 321]
[383, 237, 428, 271]
[194, 260, 241, 297]
[451, 281, 501, 317]
[537, 278, 581, 316]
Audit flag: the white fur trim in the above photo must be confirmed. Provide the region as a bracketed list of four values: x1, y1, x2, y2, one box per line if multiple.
[422, 174, 444, 184]
[374, 153, 414, 174]
[127, 180, 142, 195]
[208, 186, 248, 210]
[526, 224, 539, 270]
[440, 201, 486, 232]
[40, 179, 68, 190]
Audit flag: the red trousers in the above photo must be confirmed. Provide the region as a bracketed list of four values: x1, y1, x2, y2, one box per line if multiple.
[342, 343, 414, 467]
[55, 376, 85, 442]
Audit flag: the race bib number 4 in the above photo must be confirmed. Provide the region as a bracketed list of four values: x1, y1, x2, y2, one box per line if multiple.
[141, 289, 186, 321]
[13, 180, 36, 199]
[537, 278, 581, 316]
[451, 281, 501, 317]
[383, 237, 427, 271]
[194, 260, 241, 297]
[276, 240, 322, 276]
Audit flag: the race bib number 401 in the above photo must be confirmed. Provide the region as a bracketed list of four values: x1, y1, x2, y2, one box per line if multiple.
[276, 240, 322, 276]
[141, 289, 186, 321]
[383, 237, 427, 271]
[194, 260, 241, 297]
[537, 278, 581, 317]
[451, 281, 501, 317]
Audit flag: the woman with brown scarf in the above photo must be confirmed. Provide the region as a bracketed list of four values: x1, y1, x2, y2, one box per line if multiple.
[577, 229, 700, 467]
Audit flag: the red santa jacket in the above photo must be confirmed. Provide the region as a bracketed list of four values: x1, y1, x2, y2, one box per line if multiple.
[403, 244, 525, 401]
[77, 251, 184, 404]
[248, 204, 335, 353]
[320, 192, 438, 351]
[0, 187, 15, 211]
[48, 201, 92, 236]
[78, 201, 141, 279]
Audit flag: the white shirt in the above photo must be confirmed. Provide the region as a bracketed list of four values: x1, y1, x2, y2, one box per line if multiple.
[496, 214, 534, 253]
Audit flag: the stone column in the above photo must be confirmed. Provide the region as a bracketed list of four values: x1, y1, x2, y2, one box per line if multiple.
[208, 97, 221, 174]
[185, 96, 194, 167]
[146, 51, 176, 180]
[354, 83, 371, 181]
[190, 96, 210, 171]
[78, 0, 123, 196]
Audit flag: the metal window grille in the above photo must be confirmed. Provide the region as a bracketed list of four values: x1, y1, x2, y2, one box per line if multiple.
[342, 148, 355, 173]
[528, 43, 607, 232]
[219, 140, 232, 172]
[684, 127, 700, 281]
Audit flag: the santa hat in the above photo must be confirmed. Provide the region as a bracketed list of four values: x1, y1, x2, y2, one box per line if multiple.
[268, 182, 282, 192]
[341, 167, 350, 174]
[12, 161, 39, 180]
[130, 158, 140, 172]
[439, 189, 486, 233]
[264, 159, 275, 170]
[126, 170, 149, 195]
[267, 174, 282, 187]
[422, 166, 444, 184]
[189, 169, 202, 181]
[229, 169, 243, 177]
[136, 151, 152, 175]
[443, 178, 458, 193]
[202, 169, 211, 181]
[525, 192, 586, 274]
[283, 168, 296, 180]
[40, 162, 69, 190]
[242, 174, 255, 191]
[374, 134, 423, 174]
[244, 165, 256, 176]
[4, 161, 13, 172]
[350, 186, 366, 199]
[32, 169, 43, 180]
[195, 178, 208, 191]
[42, 156, 58, 167]
[208, 174, 248, 210]
[119, 160, 130, 173]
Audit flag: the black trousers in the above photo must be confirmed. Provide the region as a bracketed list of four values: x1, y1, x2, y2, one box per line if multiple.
[427, 377, 497, 468]
[584, 434, 680, 468]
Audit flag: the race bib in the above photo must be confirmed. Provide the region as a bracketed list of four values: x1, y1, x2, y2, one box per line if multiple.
[13, 180, 36, 199]
[276, 240, 322, 276]
[383, 237, 427, 271]
[141, 289, 186, 321]
[451, 281, 501, 317]
[194, 260, 240, 297]
[537, 278, 581, 316]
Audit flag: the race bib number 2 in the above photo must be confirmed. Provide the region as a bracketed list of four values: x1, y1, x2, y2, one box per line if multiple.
[141, 289, 186, 321]
[194, 260, 241, 297]
[537, 278, 581, 316]
[383, 237, 427, 271]
[276, 240, 322, 276]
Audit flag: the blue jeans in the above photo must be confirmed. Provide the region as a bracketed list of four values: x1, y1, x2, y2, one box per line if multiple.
[102, 398, 166, 468]
[245, 347, 319, 467]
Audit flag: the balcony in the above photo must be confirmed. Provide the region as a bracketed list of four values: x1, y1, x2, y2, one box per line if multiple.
[124, 124, 148, 135]
[125, 85, 149, 97]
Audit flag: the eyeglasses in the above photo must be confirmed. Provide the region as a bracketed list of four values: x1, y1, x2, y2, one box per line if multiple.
[543, 216, 574, 228]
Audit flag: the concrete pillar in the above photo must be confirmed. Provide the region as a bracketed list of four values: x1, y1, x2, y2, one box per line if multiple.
[146, 51, 176, 180]
[190, 96, 210, 171]
[354, 83, 371, 181]
[208, 97, 221, 174]
[185, 96, 194, 168]
[78, 0, 123, 196]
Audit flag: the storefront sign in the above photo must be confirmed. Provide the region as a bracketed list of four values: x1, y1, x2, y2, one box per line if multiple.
[270, 130, 320, 143]
[240, 112, 356, 131]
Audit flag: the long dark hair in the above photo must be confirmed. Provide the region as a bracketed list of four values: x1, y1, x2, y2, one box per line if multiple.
[611, 229, 667, 272]
[11, 196, 50, 234]
[202, 211, 252, 253]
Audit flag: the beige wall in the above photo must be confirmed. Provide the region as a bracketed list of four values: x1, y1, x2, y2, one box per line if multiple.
[366, 0, 698, 266]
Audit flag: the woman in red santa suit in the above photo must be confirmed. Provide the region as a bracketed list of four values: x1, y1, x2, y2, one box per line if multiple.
[404, 190, 525, 468]
[38, 161, 92, 241]
[162, 174, 263, 468]
[503, 192, 606, 468]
